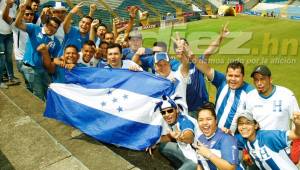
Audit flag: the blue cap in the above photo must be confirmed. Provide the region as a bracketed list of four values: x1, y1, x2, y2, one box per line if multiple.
[154, 52, 169, 63]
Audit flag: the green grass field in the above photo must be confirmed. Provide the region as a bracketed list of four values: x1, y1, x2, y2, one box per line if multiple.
[141, 15, 300, 103]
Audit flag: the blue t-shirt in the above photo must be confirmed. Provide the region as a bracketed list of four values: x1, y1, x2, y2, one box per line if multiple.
[197, 128, 239, 170]
[23, 24, 61, 69]
[236, 130, 297, 170]
[59, 26, 89, 56]
[122, 47, 153, 71]
[172, 114, 195, 132]
[186, 63, 209, 112]
[96, 58, 108, 68]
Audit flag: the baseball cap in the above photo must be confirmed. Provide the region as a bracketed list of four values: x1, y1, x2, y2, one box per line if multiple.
[128, 30, 142, 39]
[53, 2, 67, 11]
[154, 52, 170, 63]
[236, 110, 255, 122]
[250, 65, 271, 77]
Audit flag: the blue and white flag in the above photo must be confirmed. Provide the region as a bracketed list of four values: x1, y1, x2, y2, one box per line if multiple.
[44, 67, 176, 150]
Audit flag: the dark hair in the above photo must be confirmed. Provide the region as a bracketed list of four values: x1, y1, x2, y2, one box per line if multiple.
[32, 0, 40, 4]
[197, 102, 217, 120]
[46, 16, 62, 27]
[64, 45, 79, 53]
[153, 41, 167, 52]
[104, 32, 114, 37]
[99, 41, 109, 48]
[25, 5, 33, 11]
[83, 40, 96, 47]
[107, 43, 122, 54]
[226, 61, 245, 75]
[98, 23, 107, 29]
[82, 15, 93, 22]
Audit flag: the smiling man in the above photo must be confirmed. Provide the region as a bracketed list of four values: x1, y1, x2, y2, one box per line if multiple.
[15, 3, 61, 100]
[59, 2, 93, 56]
[157, 96, 198, 170]
[105, 43, 141, 70]
[246, 65, 300, 164]
[190, 57, 253, 133]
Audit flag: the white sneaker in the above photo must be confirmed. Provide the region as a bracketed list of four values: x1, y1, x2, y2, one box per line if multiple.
[0, 83, 8, 89]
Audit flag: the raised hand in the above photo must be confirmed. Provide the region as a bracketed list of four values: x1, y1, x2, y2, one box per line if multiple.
[220, 22, 230, 39]
[71, 2, 84, 14]
[91, 19, 100, 28]
[18, 3, 26, 13]
[90, 3, 97, 12]
[6, 0, 14, 8]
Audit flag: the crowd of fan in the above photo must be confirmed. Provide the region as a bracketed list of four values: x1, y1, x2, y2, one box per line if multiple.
[0, 1, 299, 170]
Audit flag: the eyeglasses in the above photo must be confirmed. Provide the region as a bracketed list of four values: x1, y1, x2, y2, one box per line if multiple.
[161, 108, 174, 116]
[24, 13, 34, 16]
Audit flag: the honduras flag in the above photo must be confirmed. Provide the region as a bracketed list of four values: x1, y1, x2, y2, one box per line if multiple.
[44, 67, 176, 150]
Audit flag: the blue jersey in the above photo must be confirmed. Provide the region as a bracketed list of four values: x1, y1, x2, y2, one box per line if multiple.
[197, 128, 239, 170]
[212, 70, 253, 132]
[96, 58, 108, 68]
[23, 24, 61, 69]
[187, 63, 209, 112]
[122, 47, 153, 71]
[59, 26, 89, 56]
[236, 130, 298, 170]
[171, 114, 195, 132]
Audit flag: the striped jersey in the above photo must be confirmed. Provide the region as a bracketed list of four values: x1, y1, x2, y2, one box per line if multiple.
[236, 130, 298, 170]
[212, 70, 253, 132]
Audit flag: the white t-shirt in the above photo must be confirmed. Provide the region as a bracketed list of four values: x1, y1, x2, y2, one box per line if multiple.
[0, 1, 16, 34]
[12, 23, 28, 60]
[77, 52, 97, 67]
[246, 85, 300, 130]
[55, 25, 64, 45]
[165, 65, 189, 114]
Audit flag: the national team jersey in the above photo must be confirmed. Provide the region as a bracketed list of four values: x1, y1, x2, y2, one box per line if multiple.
[197, 128, 239, 170]
[122, 47, 153, 71]
[236, 130, 298, 170]
[59, 26, 89, 56]
[212, 70, 253, 132]
[170, 114, 198, 163]
[23, 24, 61, 68]
[187, 63, 209, 112]
[246, 85, 300, 130]
[164, 67, 189, 114]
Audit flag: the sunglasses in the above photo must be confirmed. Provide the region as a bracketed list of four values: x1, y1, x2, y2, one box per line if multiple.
[161, 108, 174, 116]
[24, 13, 34, 16]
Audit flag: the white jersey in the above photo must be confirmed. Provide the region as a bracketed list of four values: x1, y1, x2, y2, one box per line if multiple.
[165, 65, 189, 114]
[246, 85, 299, 130]
[55, 25, 64, 45]
[77, 53, 100, 67]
